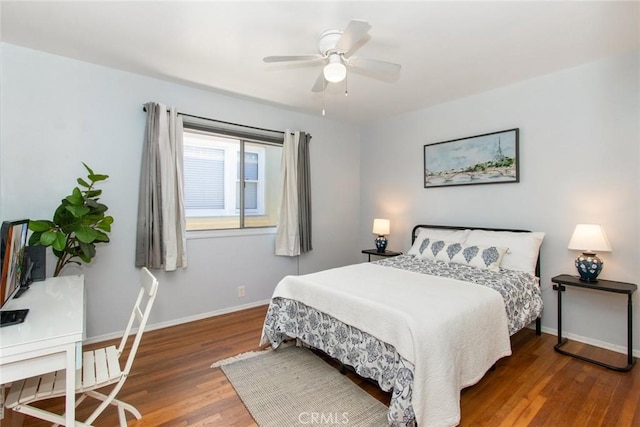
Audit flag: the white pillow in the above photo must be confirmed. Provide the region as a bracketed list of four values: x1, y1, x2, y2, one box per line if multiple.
[408, 228, 470, 256]
[465, 230, 545, 275]
[419, 239, 508, 271]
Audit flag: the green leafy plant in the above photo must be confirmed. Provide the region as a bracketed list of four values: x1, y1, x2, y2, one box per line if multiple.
[29, 163, 114, 276]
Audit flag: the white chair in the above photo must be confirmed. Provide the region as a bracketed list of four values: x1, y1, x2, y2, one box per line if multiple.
[5, 267, 159, 427]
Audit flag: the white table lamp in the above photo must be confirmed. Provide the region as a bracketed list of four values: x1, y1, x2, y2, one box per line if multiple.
[372, 219, 390, 253]
[568, 224, 612, 282]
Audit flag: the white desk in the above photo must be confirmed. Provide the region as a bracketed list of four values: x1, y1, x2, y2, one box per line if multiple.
[1, 275, 85, 426]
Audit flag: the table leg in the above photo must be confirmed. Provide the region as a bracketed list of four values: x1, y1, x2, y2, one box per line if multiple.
[65, 347, 76, 426]
[554, 284, 564, 344]
[628, 294, 634, 366]
[553, 281, 635, 372]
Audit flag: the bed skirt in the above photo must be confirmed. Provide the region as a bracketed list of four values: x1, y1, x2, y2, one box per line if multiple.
[261, 297, 416, 427]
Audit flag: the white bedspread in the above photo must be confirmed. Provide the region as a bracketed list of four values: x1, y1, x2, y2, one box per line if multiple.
[268, 262, 512, 427]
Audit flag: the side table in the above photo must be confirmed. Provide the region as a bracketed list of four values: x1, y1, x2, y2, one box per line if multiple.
[551, 274, 637, 372]
[362, 249, 402, 262]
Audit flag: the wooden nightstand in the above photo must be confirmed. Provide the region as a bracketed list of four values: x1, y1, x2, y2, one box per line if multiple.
[552, 274, 637, 372]
[362, 249, 402, 262]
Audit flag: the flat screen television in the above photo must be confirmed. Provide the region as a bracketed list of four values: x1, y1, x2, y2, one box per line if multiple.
[0, 219, 30, 326]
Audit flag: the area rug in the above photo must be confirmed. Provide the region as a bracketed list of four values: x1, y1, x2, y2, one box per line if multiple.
[216, 345, 389, 426]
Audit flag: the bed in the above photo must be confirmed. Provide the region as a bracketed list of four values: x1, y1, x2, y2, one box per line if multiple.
[260, 225, 544, 427]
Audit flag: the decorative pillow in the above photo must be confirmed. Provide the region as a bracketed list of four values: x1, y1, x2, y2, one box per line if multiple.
[408, 228, 470, 256]
[465, 230, 545, 275]
[418, 239, 509, 271]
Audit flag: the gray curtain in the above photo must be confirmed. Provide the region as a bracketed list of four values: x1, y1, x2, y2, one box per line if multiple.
[135, 103, 163, 268]
[298, 132, 312, 253]
[275, 131, 300, 256]
[275, 130, 313, 256]
[135, 102, 187, 271]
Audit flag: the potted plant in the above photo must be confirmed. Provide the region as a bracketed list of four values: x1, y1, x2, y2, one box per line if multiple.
[29, 163, 114, 276]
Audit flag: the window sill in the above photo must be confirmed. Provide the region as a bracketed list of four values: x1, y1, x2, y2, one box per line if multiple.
[186, 227, 277, 240]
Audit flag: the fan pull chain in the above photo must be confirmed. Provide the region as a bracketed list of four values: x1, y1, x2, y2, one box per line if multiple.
[345, 73, 348, 97]
[322, 78, 326, 116]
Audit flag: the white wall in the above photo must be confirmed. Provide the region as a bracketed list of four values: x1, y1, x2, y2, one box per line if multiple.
[360, 51, 640, 355]
[0, 43, 361, 339]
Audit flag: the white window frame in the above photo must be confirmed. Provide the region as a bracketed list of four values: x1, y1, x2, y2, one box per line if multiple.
[183, 130, 266, 219]
[235, 148, 265, 216]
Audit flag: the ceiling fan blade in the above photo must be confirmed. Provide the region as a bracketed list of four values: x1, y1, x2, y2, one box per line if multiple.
[263, 54, 324, 63]
[347, 56, 401, 77]
[311, 71, 326, 92]
[335, 20, 372, 53]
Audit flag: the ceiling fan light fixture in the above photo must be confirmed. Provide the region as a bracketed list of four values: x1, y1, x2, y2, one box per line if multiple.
[264, 20, 401, 93]
[323, 54, 346, 83]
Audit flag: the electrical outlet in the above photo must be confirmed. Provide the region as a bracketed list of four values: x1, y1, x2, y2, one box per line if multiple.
[238, 286, 245, 298]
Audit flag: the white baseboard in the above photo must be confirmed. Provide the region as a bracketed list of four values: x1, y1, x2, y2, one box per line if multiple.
[84, 299, 271, 345]
[538, 325, 640, 358]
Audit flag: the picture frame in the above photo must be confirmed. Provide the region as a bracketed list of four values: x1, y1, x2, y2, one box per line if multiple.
[424, 128, 519, 188]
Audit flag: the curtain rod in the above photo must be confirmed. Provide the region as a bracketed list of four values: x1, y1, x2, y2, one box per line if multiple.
[142, 105, 292, 136]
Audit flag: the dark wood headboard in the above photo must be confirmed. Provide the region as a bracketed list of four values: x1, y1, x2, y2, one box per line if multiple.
[411, 224, 541, 278]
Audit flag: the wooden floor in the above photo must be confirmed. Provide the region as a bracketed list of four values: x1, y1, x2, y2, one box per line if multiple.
[3, 304, 639, 426]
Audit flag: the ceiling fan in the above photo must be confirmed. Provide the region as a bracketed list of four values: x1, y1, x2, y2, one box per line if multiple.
[263, 20, 401, 92]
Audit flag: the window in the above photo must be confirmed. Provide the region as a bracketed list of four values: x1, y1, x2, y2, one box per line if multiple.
[183, 128, 282, 231]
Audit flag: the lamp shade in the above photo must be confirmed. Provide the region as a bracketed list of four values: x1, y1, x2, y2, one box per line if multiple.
[568, 224, 612, 253]
[323, 54, 346, 83]
[372, 218, 390, 236]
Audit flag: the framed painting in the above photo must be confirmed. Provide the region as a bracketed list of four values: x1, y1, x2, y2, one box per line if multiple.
[424, 128, 519, 188]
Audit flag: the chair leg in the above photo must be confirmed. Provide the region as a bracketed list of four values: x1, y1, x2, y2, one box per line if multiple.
[117, 399, 142, 420]
[83, 391, 119, 426]
[53, 393, 88, 427]
[10, 404, 69, 426]
[118, 406, 127, 427]
[84, 390, 142, 425]
[86, 390, 141, 419]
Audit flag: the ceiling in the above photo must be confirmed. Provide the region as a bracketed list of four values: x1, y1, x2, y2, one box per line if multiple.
[1, 1, 638, 124]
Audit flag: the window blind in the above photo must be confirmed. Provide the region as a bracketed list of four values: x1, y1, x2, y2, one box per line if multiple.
[184, 145, 225, 210]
